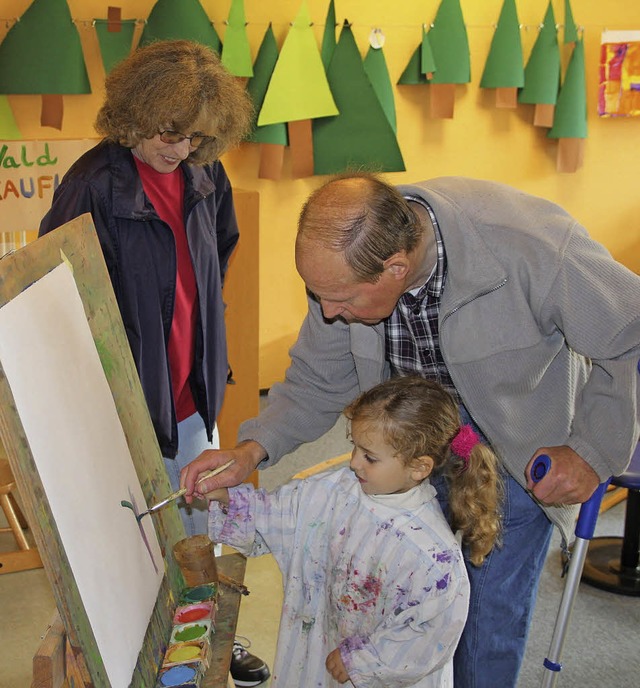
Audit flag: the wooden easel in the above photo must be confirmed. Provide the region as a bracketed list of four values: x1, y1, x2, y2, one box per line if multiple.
[0, 215, 185, 687]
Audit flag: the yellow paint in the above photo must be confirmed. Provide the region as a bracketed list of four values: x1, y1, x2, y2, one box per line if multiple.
[3, 1, 639, 388]
[166, 644, 201, 663]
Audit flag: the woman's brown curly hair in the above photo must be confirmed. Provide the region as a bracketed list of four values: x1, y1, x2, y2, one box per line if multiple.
[94, 39, 253, 165]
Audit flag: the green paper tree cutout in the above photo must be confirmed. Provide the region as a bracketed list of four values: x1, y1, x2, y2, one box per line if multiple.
[0, 96, 22, 139]
[313, 21, 405, 175]
[257, 1, 337, 126]
[321, 0, 337, 69]
[397, 0, 470, 118]
[364, 43, 397, 134]
[221, 0, 253, 77]
[518, 2, 560, 106]
[548, 39, 587, 140]
[480, 0, 524, 90]
[139, 0, 222, 54]
[563, 0, 578, 45]
[421, 28, 437, 78]
[397, 42, 429, 85]
[428, 0, 470, 85]
[94, 20, 137, 75]
[247, 26, 287, 146]
[0, 0, 90, 130]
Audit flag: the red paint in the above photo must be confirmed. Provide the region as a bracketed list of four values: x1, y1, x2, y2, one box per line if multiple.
[173, 602, 213, 624]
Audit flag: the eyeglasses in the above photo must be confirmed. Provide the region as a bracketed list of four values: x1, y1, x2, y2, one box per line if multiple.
[159, 130, 216, 148]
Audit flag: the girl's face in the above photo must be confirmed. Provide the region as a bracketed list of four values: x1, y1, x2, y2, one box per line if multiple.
[349, 420, 432, 496]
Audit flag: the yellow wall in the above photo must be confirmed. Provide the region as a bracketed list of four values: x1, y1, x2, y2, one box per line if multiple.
[3, 1, 640, 388]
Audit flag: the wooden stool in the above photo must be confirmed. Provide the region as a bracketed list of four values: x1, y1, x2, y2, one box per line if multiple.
[0, 458, 43, 574]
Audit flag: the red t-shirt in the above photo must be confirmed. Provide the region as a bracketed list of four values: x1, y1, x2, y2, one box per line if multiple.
[134, 157, 198, 421]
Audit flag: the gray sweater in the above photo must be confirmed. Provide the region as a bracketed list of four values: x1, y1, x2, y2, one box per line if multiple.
[240, 177, 640, 542]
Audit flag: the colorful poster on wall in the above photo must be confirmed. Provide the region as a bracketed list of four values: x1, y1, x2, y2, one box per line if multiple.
[0, 139, 96, 252]
[599, 30, 640, 117]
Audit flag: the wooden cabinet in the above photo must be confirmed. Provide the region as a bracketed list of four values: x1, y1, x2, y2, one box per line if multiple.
[217, 188, 260, 486]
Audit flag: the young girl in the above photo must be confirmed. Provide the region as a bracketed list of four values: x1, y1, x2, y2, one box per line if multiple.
[206, 376, 502, 687]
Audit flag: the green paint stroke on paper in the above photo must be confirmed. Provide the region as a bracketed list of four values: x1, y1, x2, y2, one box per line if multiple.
[139, 0, 222, 54]
[480, 0, 524, 89]
[548, 39, 587, 139]
[257, 0, 338, 126]
[95, 20, 137, 75]
[221, 0, 253, 77]
[518, 2, 560, 105]
[313, 22, 404, 175]
[0, 0, 90, 94]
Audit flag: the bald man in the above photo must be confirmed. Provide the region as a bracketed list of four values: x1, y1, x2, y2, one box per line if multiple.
[183, 172, 640, 687]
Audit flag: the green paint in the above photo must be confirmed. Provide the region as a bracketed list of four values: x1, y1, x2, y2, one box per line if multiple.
[182, 584, 216, 603]
[121, 499, 135, 511]
[174, 623, 207, 641]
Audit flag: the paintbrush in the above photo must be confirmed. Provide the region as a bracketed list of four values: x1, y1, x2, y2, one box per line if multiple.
[127, 459, 235, 522]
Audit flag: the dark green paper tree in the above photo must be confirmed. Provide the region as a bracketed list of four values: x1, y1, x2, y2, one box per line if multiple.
[518, 1, 560, 127]
[0, 0, 90, 130]
[313, 21, 405, 175]
[246, 25, 288, 179]
[139, 0, 222, 54]
[480, 0, 524, 108]
[321, 0, 337, 69]
[548, 38, 587, 173]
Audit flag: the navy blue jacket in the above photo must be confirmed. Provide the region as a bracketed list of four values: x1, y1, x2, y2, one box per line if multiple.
[39, 140, 239, 458]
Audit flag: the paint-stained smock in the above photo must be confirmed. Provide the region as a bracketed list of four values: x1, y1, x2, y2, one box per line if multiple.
[209, 467, 469, 688]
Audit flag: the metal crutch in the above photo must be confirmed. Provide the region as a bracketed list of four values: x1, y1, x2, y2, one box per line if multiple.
[532, 455, 611, 687]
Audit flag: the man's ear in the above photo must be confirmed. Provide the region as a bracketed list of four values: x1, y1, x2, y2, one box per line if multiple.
[410, 455, 434, 481]
[383, 251, 410, 280]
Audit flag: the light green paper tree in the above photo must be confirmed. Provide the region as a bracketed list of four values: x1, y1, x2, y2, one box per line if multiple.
[0, 96, 22, 139]
[0, 0, 90, 130]
[257, 0, 338, 177]
[221, 0, 253, 77]
[518, 1, 560, 127]
[139, 0, 222, 53]
[480, 0, 524, 108]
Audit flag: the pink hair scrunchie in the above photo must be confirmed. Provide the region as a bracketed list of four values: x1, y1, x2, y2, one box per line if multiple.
[451, 424, 480, 469]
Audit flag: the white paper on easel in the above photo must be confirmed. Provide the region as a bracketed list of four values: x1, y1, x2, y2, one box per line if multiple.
[0, 262, 163, 688]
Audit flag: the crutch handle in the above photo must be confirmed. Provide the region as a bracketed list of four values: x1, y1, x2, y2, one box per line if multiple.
[531, 454, 551, 483]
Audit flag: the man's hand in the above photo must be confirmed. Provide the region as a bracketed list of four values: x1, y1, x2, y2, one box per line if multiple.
[525, 445, 600, 505]
[180, 440, 267, 503]
[325, 648, 349, 684]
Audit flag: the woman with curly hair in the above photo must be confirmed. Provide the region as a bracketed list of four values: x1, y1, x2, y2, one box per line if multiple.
[39, 39, 250, 536]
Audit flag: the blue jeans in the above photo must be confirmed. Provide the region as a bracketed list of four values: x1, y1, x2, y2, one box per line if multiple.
[432, 472, 553, 688]
[163, 413, 219, 537]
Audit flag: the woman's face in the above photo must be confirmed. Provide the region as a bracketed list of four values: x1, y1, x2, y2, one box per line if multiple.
[132, 133, 193, 173]
[132, 112, 214, 173]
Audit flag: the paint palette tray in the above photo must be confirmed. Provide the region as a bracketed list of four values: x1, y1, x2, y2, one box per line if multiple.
[169, 619, 213, 645]
[179, 582, 218, 605]
[173, 600, 216, 626]
[155, 661, 203, 687]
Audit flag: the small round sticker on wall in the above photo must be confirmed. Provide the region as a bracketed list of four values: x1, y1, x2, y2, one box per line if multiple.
[369, 28, 385, 49]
